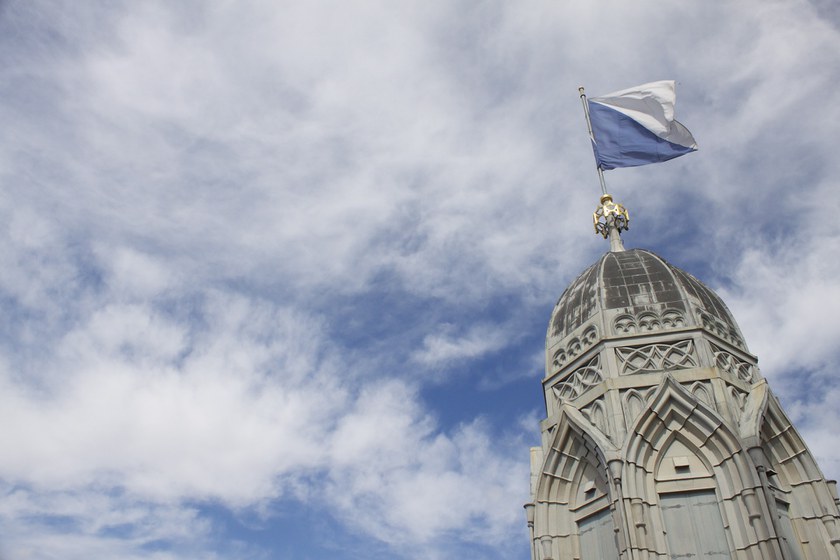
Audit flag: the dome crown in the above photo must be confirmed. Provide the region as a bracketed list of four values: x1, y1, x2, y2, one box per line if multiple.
[548, 249, 745, 349]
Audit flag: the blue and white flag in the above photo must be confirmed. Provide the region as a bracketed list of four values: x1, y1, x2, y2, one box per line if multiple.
[588, 81, 697, 170]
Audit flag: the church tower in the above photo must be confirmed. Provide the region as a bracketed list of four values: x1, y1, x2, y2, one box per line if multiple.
[524, 194, 840, 560]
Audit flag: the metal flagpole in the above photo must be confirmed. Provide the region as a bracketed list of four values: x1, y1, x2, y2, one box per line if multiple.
[579, 86, 628, 252]
[578, 86, 608, 196]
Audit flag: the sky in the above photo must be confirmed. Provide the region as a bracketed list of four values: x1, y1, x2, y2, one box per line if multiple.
[1, 1, 840, 559]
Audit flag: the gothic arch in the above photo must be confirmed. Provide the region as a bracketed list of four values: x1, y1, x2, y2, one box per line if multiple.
[689, 380, 714, 409]
[622, 388, 655, 437]
[620, 375, 775, 557]
[533, 406, 616, 559]
[653, 429, 715, 482]
[758, 392, 840, 557]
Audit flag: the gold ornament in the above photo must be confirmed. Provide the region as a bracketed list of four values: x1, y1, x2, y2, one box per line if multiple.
[593, 194, 629, 239]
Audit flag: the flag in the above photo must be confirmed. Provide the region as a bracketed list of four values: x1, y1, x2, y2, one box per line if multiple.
[588, 81, 697, 170]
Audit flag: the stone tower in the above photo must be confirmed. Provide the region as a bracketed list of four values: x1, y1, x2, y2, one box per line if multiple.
[525, 195, 840, 560]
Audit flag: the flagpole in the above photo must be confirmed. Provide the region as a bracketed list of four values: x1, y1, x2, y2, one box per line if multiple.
[579, 86, 627, 252]
[578, 87, 608, 196]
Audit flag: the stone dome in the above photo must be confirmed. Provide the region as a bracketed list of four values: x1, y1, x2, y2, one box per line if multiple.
[548, 249, 746, 350]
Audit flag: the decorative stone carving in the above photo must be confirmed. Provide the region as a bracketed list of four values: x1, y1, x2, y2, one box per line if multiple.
[580, 397, 610, 439]
[613, 314, 635, 335]
[533, 248, 840, 560]
[551, 325, 598, 369]
[622, 387, 658, 433]
[711, 344, 756, 383]
[615, 340, 698, 375]
[551, 354, 603, 403]
[612, 308, 686, 335]
[688, 380, 715, 410]
[726, 385, 749, 420]
[698, 309, 745, 348]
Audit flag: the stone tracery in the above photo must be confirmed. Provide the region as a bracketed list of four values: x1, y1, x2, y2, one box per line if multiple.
[529, 248, 839, 560]
[615, 340, 697, 375]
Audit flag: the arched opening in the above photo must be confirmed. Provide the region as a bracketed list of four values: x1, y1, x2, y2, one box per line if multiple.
[533, 410, 619, 560]
[621, 376, 775, 558]
[759, 395, 840, 559]
[655, 435, 730, 559]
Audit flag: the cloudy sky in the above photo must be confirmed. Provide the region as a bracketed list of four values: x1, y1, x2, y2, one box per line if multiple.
[2, 1, 840, 558]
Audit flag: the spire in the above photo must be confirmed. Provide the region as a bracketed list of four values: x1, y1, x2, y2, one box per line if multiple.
[593, 194, 628, 252]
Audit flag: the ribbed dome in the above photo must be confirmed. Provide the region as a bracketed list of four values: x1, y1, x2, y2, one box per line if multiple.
[548, 249, 745, 349]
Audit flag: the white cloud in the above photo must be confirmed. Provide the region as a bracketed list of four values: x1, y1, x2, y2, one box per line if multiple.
[0, 283, 528, 557]
[325, 381, 527, 556]
[722, 237, 840, 378]
[411, 323, 511, 367]
[0, 487, 216, 560]
[101, 248, 175, 300]
[0, 295, 332, 501]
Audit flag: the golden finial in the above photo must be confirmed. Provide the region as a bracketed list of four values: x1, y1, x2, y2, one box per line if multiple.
[593, 194, 629, 251]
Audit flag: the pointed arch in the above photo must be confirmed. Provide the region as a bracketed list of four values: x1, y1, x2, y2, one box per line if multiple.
[620, 375, 767, 557]
[532, 407, 617, 559]
[622, 389, 648, 435]
[581, 398, 610, 440]
[654, 431, 714, 482]
[623, 376, 749, 496]
[535, 407, 613, 507]
[758, 391, 840, 557]
[689, 380, 715, 409]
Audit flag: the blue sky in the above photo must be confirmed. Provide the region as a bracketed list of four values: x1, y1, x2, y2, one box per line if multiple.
[2, 1, 840, 558]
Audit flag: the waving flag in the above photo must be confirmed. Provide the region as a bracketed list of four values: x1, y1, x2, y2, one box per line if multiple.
[587, 81, 697, 170]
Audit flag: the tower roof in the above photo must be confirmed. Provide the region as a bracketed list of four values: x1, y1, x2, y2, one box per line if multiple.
[548, 249, 746, 349]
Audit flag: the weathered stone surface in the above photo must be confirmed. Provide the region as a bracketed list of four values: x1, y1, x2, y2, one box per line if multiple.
[527, 249, 840, 560]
